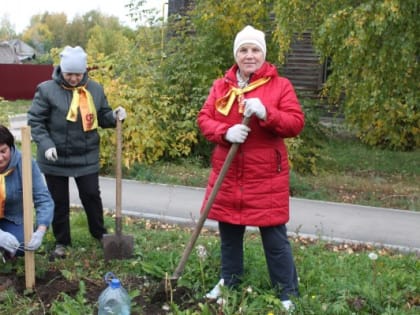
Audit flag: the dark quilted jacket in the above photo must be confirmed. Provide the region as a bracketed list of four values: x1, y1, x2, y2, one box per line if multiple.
[28, 66, 116, 177]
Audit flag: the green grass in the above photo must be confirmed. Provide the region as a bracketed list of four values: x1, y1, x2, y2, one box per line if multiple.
[319, 136, 419, 175]
[1, 211, 419, 314]
[126, 158, 210, 187]
[292, 136, 419, 210]
[0, 99, 31, 125]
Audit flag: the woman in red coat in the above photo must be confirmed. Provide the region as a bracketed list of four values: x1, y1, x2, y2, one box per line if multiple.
[197, 25, 304, 311]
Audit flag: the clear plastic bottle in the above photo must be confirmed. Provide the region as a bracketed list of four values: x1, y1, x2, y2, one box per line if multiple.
[98, 272, 131, 315]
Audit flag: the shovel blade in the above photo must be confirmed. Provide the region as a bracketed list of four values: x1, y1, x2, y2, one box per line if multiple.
[102, 234, 134, 261]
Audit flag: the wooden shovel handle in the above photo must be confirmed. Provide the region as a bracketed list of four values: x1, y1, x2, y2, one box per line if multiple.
[115, 117, 122, 235]
[172, 116, 251, 279]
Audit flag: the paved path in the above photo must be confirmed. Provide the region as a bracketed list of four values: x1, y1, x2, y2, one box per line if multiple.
[69, 177, 420, 254]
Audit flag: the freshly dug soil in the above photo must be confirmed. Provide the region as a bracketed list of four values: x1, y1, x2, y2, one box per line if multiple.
[2, 270, 199, 314]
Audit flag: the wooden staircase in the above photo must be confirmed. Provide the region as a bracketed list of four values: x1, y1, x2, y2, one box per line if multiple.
[280, 32, 326, 99]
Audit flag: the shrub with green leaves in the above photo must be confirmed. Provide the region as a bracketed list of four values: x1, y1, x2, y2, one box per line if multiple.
[274, 0, 420, 150]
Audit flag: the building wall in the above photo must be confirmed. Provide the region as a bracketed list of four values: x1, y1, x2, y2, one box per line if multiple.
[0, 64, 54, 100]
[168, 0, 195, 16]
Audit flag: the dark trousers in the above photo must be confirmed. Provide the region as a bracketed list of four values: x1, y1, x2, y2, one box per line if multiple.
[45, 173, 107, 246]
[219, 222, 299, 301]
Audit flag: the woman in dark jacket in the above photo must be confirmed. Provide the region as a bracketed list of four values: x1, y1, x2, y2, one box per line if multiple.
[198, 26, 304, 312]
[28, 46, 126, 260]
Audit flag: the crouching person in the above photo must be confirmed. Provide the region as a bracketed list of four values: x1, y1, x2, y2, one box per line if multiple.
[0, 125, 53, 260]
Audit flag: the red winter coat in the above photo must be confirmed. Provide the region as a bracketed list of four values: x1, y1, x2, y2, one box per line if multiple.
[197, 62, 304, 227]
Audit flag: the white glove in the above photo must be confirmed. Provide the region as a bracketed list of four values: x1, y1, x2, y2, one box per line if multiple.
[26, 230, 46, 251]
[0, 229, 19, 256]
[113, 106, 127, 121]
[244, 98, 267, 120]
[45, 147, 58, 161]
[225, 124, 251, 143]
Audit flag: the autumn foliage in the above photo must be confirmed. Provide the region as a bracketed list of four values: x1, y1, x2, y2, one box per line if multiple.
[14, 0, 418, 171]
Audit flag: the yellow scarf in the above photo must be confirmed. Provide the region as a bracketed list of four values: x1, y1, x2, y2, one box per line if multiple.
[65, 85, 98, 131]
[215, 77, 271, 116]
[0, 168, 14, 219]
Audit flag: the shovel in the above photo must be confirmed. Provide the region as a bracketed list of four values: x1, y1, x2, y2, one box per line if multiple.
[102, 117, 134, 261]
[153, 116, 251, 299]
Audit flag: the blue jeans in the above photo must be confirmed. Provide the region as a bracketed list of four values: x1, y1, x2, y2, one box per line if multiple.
[219, 222, 299, 300]
[0, 218, 25, 256]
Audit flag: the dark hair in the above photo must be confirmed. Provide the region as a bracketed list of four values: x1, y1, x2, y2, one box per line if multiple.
[0, 125, 15, 148]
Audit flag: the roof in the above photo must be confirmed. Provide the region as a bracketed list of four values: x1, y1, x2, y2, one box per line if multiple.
[0, 42, 20, 63]
[0, 39, 36, 63]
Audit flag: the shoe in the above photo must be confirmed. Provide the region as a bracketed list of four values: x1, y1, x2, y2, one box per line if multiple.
[49, 244, 66, 261]
[281, 300, 295, 312]
[216, 297, 226, 305]
[205, 279, 224, 300]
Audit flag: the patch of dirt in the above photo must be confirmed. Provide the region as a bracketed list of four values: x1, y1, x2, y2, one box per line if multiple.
[3, 270, 200, 315]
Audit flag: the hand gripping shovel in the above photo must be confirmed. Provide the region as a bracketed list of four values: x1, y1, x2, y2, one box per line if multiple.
[153, 116, 250, 299]
[103, 117, 134, 261]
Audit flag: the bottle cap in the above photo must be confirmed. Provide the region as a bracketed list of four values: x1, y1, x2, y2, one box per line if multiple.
[110, 278, 121, 289]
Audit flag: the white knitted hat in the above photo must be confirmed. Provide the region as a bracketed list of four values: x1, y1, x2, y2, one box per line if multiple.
[233, 25, 266, 58]
[60, 46, 87, 73]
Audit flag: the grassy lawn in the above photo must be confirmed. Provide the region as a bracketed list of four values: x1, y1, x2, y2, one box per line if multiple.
[291, 136, 419, 211]
[0, 99, 31, 125]
[1, 210, 419, 314]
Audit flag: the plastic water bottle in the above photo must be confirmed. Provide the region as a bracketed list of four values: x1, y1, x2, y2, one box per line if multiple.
[98, 272, 131, 315]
